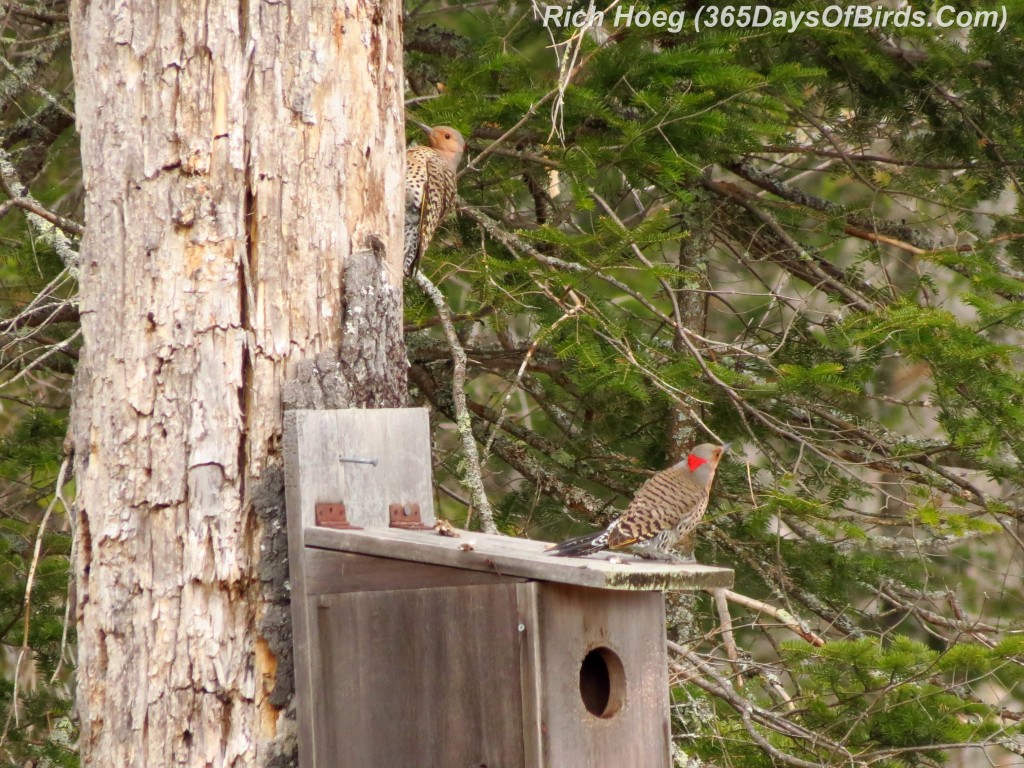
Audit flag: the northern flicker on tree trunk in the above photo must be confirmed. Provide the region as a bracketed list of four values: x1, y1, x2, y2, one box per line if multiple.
[405, 125, 466, 276]
[548, 443, 727, 560]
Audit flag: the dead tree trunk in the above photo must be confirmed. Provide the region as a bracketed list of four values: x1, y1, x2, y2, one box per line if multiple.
[68, 0, 404, 764]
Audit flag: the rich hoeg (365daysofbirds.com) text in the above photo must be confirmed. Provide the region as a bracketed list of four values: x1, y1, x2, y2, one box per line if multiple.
[539, 5, 1009, 34]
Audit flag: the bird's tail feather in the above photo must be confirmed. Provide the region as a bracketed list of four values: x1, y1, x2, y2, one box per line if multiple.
[547, 530, 609, 557]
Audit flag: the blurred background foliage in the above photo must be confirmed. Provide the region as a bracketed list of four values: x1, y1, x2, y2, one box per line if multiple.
[404, 1, 1024, 765]
[1, 1, 78, 766]
[3, 0, 1024, 765]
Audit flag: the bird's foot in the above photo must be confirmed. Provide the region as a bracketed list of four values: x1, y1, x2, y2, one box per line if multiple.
[634, 548, 697, 564]
[668, 551, 698, 564]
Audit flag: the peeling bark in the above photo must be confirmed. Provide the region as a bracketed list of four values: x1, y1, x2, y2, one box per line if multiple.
[69, 0, 404, 765]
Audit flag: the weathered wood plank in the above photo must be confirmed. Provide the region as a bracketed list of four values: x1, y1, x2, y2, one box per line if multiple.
[533, 583, 671, 767]
[314, 583, 527, 767]
[283, 411, 319, 764]
[284, 408, 436, 531]
[304, 526, 734, 592]
[516, 583, 544, 768]
[304, 548, 527, 594]
[284, 408, 438, 768]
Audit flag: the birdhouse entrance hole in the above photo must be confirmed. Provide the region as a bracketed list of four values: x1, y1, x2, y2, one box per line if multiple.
[579, 646, 626, 718]
[284, 409, 735, 767]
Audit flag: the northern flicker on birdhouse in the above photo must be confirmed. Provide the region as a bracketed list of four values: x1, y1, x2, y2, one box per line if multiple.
[405, 125, 466, 276]
[548, 443, 727, 560]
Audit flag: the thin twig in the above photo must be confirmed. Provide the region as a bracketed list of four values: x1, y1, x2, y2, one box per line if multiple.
[459, 92, 556, 179]
[713, 587, 744, 686]
[0, 455, 71, 749]
[0, 147, 80, 269]
[720, 588, 826, 647]
[414, 271, 498, 534]
[481, 294, 583, 462]
[50, 454, 74, 684]
[669, 641, 857, 767]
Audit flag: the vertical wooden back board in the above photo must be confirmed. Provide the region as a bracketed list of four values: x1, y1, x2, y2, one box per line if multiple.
[283, 408, 437, 767]
[283, 407, 436, 530]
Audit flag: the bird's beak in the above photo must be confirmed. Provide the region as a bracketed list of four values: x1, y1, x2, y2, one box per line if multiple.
[721, 442, 732, 454]
[414, 121, 432, 136]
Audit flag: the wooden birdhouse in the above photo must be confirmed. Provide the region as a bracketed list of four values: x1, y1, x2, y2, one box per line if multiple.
[284, 408, 733, 768]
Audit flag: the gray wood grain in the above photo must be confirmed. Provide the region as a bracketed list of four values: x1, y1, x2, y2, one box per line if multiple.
[532, 583, 671, 767]
[283, 411, 319, 764]
[284, 405, 436, 765]
[284, 408, 437, 766]
[305, 548, 527, 594]
[284, 407, 724, 768]
[516, 583, 544, 768]
[284, 408, 435, 530]
[315, 583, 527, 767]
[304, 526, 734, 592]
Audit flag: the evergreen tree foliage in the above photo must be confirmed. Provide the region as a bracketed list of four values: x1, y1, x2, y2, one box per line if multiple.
[0, 3, 78, 764]
[405, 1, 1024, 764]
[3, 0, 1024, 765]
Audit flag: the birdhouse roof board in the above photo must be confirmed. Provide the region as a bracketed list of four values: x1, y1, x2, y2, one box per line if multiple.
[304, 525, 734, 591]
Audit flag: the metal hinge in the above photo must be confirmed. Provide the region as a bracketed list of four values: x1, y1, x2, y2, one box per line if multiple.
[315, 503, 362, 530]
[389, 502, 430, 530]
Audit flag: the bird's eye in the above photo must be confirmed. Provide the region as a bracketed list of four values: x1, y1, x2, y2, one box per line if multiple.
[445, 133, 451, 139]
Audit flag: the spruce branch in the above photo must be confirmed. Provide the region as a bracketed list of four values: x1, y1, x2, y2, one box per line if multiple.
[670, 642, 858, 767]
[0, 147, 80, 269]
